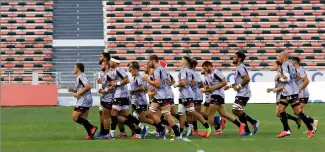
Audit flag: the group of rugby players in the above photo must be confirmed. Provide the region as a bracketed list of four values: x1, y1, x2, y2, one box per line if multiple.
[69, 50, 318, 140]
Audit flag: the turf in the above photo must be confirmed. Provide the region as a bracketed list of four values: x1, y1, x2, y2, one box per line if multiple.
[1, 104, 325, 152]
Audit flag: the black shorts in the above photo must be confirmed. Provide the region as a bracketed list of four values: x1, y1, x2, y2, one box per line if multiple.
[280, 94, 299, 104]
[203, 102, 210, 107]
[234, 96, 249, 107]
[101, 101, 112, 110]
[194, 100, 203, 106]
[179, 98, 193, 106]
[74, 106, 90, 113]
[169, 98, 175, 105]
[152, 98, 170, 107]
[210, 95, 225, 105]
[300, 97, 309, 104]
[113, 98, 130, 106]
[135, 105, 148, 113]
[132, 104, 137, 111]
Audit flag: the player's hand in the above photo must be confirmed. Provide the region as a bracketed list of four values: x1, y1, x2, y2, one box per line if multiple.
[110, 81, 117, 87]
[97, 79, 102, 84]
[98, 89, 105, 94]
[68, 87, 75, 93]
[282, 75, 288, 80]
[129, 90, 134, 95]
[272, 88, 278, 93]
[267, 88, 272, 93]
[298, 88, 302, 93]
[173, 83, 178, 88]
[73, 93, 81, 98]
[224, 85, 231, 91]
[205, 86, 211, 92]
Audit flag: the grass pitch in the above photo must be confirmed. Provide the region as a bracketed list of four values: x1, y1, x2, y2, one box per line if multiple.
[1, 104, 325, 152]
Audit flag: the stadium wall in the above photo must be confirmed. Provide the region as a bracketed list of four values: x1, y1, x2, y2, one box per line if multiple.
[1, 85, 58, 106]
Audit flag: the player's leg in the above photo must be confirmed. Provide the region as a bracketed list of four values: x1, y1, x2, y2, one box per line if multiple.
[290, 96, 314, 138]
[300, 98, 318, 131]
[207, 103, 220, 135]
[148, 100, 166, 138]
[185, 100, 211, 138]
[232, 97, 252, 136]
[177, 103, 186, 135]
[106, 103, 121, 139]
[161, 103, 181, 139]
[95, 106, 104, 138]
[72, 107, 97, 140]
[101, 103, 112, 137]
[192, 100, 202, 134]
[218, 104, 243, 134]
[276, 96, 291, 138]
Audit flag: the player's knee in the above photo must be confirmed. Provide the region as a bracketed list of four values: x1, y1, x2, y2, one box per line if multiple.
[72, 116, 78, 122]
[293, 108, 301, 116]
[149, 106, 158, 113]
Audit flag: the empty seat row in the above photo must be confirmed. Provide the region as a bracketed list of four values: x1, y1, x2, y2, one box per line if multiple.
[105, 1, 325, 5]
[108, 49, 325, 54]
[2, 57, 52, 62]
[1, 2, 53, 6]
[1, 37, 53, 43]
[106, 24, 325, 29]
[1, 14, 53, 18]
[106, 17, 325, 23]
[1, 63, 52, 68]
[1, 31, 53, 35]
[107, 30, 325, 35]
[0, 77, 53, 82]
[1, 19, 53, 24]
[1, 44, 52, 48]
[1, 49, 52, 55]
[0, 70, 51, 75]
[106, 6, 325, 12]
[106, 12, 325, 17]
[107, 36, 325, 41]
[106, 42, 325, 48]
[1, 8, 53, 12]
[1, 25, 53, 30]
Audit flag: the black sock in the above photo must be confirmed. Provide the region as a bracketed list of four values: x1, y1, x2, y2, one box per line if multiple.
[298, 111, 313, 130]
[185, 122, 189, 128]
[203, 122, 209, 129]
[171, 125, 181, 137]
[180, 127, 184, 133]
[100, 123, 104, 134]
[280, 112, 290, 131]
[155, 122, 164, 132]
[76, 117, 92, 135]
[119, 127, 125, 133]
[160, 115, 169, 125]
[103, 129, 110, 135]
[239, 115, 250, 133]
[309, 117, 314, 123]
[76, 117, 83, 125]
[193, 121, 198, 130]
[111, 116, 118, 131]
[244, 113, 257, 124]
[134, 127, 141, 134]
[232, 119, 241, 127]
[127, 114, 140, 125]
[287, 114, 298, 122]
[215, 125, 220, 130]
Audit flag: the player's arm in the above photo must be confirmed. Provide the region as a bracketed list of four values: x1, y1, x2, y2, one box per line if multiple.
[131, 85, 145, 94]
[174, 70, 187, 87]
[198, 81, 204, 88]
[299, 74, 309, 93]
[76, 80, 91, 96]
[277, 64, 290, 82]
[209, 78, 227, 91]
[68, 87, 77, 93]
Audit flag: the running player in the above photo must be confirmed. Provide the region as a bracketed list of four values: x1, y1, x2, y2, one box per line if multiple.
[225, 51, 259, 136]
[190, 59, 204, 135]
[275, 52, 315, 138]
[129, 61, 152, 138]
[107, 56, 142, 139]
[174, 56, 211, 138]
[292, 57, 318, 132]
[97, 61, 115, 138]
[95, 51, 111, 138]
[201, 61, 245, 136]
[266, 61, 301, 128]
[69, 63, 97, 140]
[143, 55, 182, 140]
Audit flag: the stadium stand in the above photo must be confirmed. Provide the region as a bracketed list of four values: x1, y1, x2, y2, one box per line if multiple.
[103, 0, 325, 71]
[0, 1, 54, 84]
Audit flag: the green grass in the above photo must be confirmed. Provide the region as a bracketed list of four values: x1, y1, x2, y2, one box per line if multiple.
[1, 104, 325, 152]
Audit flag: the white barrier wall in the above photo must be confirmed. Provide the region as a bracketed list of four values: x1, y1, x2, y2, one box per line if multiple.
[59, 71, 325, 106]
